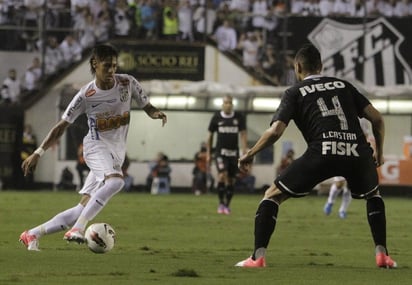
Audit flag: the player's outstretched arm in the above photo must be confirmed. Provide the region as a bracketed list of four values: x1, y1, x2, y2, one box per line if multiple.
[21, 120, 70, 176]
[238, 120, 287, 173]
[143, 103, 167, 126]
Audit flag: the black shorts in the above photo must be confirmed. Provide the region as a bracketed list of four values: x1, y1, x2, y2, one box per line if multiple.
[215, 155, 238, 178]
[275, 147, 379, 199]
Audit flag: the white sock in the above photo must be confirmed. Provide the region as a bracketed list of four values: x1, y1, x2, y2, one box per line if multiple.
[72, 177, 124, 231]
[28, 204, 84, 238]
[327, 184, 342, 204]
[339, 188, 352, 212]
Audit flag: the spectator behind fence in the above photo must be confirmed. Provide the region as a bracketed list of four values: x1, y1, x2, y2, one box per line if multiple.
[151, 154, 171, 183]
[193, 1, 217, 41]
[251, 0, 269, 31]
[178, 0, 194, 42]
[113, 0, 131, 37]
[59, 34, 83, 68]
[146, 152, 167, 190]
[192, 142, 209, 195]
[23, 57, 42, 92]
[212, 20, 237, 52]
[319, 0, 334, 16]
[1, 68, 21, 104]
[43, 36, 64, 75]
[21, 0, 43, 51]
[237, 31, 263, 69]
[140, 0, 159, 40]
[162, 3, 179, 40]
[259, 44, 281, 85]
[94, 3, 112, 43]
[74, 7, 96, 49]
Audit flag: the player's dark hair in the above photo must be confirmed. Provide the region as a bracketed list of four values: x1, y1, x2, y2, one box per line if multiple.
[295, 43, 322, 73]
[89, 44, 119, 75]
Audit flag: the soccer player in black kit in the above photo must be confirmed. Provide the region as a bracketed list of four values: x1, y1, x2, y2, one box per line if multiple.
[236, 44, 397, 268]
[207, 95, 248, 215]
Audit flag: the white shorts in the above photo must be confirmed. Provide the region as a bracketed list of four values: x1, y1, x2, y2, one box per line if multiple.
[333, 176, 346, 182]
[79, 171, 101, 195]
[83, 140, 124, 180]
[79, 140, 124, 195]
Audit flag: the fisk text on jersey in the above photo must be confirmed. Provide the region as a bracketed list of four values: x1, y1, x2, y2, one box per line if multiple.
[322, 141, 359, 156]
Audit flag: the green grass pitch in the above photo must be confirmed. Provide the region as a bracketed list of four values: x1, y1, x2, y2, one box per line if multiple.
[0, 190, 410, 285]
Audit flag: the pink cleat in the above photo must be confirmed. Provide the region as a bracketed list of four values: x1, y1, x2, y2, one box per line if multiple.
[223, 206, 231, 215]
[235, 256, 266, 267]
[19, 231, 39, 251]
[217, 204, 225, 214]
[376, 253, 397, 269]
[63, 228, 85, 244]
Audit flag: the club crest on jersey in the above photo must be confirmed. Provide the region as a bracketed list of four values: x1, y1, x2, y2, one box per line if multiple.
[308, 17, 412, 86]
[86, 89, 96, 97]
[119, 88, 129, 102]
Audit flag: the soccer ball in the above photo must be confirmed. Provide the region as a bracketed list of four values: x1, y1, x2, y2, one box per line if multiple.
[85, 223, 116, 254]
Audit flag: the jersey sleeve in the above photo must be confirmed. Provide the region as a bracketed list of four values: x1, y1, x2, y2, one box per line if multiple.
[130, 75, 149, 108]
[61, 91, 86, 123]
[270, 88, 297, 126]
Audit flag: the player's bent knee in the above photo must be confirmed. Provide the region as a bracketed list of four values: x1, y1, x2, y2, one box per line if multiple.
[80, 194, 91, 206]
[264, 184, 282, 199]
[364, 189, 381, 200]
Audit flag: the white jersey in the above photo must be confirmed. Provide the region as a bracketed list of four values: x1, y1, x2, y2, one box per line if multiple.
[62, 74, 149, 157]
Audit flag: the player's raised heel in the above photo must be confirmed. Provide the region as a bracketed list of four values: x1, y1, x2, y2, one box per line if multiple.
[64, 228, 85, 244]
[19, 230, 40, 251]
[235, 256, 266, 267]
[376, 253, 397, 269]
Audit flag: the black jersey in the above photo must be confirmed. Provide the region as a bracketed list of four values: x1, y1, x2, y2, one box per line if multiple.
[272, 76, 371, 157]
[208, 111, 246, 157]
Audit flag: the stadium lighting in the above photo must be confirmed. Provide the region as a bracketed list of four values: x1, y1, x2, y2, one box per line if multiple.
[149, 96, 196, 108]
[167, 96, 196, 107]
[212, 98, 238, 107]
[252, 98, 281, 111]
[370, 99, 412, 114]
[370, 100, 388, 113]
[150, 96, 167, 107]
[388, 100, 412, 114]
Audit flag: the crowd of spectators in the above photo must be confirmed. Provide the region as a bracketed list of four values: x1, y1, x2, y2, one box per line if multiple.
[1, 0, 412, 105]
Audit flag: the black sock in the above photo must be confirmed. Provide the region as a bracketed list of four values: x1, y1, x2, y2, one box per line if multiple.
[253, 199, 279, 259]
[226, 185, 234, 207]
[217, 182, 225, 204]
[366, 196, 387, 251]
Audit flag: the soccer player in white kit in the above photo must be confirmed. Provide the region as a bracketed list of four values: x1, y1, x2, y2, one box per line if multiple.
[323, 176, 352, 219]
[19, 44, 167, 250]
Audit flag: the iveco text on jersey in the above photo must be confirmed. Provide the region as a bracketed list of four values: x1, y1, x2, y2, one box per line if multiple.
[299, 81, 345, 96]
